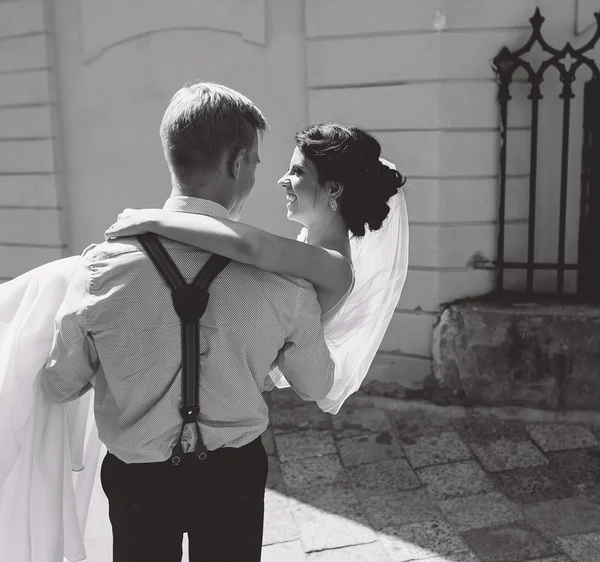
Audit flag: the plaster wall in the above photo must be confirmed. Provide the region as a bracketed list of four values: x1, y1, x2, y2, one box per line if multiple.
[1, 0, 598, 394]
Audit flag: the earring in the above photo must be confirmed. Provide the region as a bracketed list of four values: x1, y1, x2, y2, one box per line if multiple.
[328, 196, 338, 212]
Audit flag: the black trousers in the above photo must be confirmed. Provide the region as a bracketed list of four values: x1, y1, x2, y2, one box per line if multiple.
[100, 436, 268, 562]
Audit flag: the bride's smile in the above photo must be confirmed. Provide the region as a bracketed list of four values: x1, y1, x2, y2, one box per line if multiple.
[278, 146, 322, 223]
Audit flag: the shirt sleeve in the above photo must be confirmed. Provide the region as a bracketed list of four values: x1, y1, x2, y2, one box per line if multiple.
[276, 285, 335, 401]
[40, 254, 99, 403]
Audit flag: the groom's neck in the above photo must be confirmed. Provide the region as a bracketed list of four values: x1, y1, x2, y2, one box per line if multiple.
[170, 181, 233, 210]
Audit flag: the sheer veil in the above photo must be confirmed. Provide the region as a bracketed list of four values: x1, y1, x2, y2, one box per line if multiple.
[269, 158, 409, 414]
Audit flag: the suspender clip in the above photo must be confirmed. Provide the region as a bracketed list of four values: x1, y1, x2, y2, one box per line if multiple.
[171, 442, 184, 466]
[180, 405, 200, 423]
[195, 426, 208, 461]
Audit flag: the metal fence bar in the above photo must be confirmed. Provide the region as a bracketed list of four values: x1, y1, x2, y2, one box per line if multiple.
[556, 79, 573, 294]
[578, 77, 600, 294]
[496, 81, 510, 292]
[589, 78, 600, 292]
[577, 81, 591, 294]
[526, 90, 540, 293]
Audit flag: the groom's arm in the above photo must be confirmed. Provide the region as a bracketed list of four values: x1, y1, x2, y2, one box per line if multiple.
[40, 254, 99, 403]
[275, 286, 334, 401]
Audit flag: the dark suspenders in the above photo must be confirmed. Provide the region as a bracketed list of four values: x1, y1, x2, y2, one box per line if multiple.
[137, 233, 231, 465]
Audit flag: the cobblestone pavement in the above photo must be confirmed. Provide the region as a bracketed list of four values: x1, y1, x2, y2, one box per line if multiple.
[260, 389, 600, 562]
[79, 390, 600, 562]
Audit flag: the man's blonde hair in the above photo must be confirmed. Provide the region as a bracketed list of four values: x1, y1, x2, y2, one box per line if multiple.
[160, 81, 268, 180]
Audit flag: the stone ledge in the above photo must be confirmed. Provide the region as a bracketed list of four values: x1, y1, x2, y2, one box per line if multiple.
[345, 392, 600, 426]
[428, 298, 600, 412]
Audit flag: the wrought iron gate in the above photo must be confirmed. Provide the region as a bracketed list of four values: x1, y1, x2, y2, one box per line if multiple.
[492, 8, 600, 297]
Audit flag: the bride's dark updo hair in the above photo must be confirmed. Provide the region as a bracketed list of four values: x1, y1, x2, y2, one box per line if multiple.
[295, 123, 406, 237]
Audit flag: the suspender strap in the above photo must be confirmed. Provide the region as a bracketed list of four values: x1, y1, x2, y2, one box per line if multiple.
[137, 232, 186, 291]
[137, 233, 231, 465]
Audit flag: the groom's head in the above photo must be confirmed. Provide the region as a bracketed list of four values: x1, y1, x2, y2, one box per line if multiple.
[160, 81, 268, 217]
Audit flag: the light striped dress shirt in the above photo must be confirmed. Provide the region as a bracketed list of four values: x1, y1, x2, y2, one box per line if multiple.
[40, 197, 334, 463]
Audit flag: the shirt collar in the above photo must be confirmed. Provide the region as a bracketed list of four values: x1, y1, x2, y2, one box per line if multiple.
[162, 196, 232, 220]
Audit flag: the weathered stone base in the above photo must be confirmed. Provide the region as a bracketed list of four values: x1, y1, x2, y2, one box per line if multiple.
[426, 298, 600, 411]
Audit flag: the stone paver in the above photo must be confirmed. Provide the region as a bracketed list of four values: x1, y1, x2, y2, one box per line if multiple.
[271, 403, 332, 434]
[361, 489, 442, 530]
[307, 541, 391, 561]
[417, 460, 494, 500]
[524, 557, 574, 562]
[291, 485, 377, 551]
[417, 555, 480, 562]
[337, 431, 405, 468]
[438, 492, 523, 532]
[332, 406, 392, 439]
[379, 520, 469, 562]
[262, 539, 306, 562]
[555, 532, 600, 562]
[264, 487, 291, 512]
[523, 497, 600, 536]
[469, 436, 549, 472]
[274, 429, 337, 462]
[548, 449, 600, 503]
[280, 454, 348, 492]
[348, 458, 421, 497]
[266, 455, 284, 490]
[460, 417, 529, 445]
[527, 423, 599, 452]
[461, 415, 549, 472]
[263, 489, 299, 546]
[403, 431, 472, 468]
[262, 506, 298, 546]
[389, 409, 464, 441]
[492, 465, 576, 504]
[462, 521, 561, 562]
[259, 391, 600, 562]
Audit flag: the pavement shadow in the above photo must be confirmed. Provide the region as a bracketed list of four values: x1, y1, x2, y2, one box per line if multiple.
[263, 388, 600, 561]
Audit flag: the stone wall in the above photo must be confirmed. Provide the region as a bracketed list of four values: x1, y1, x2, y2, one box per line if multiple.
[430, 299, 600, 411]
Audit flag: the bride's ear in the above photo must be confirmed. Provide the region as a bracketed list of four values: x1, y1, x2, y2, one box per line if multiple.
[327, 181, 344, 200]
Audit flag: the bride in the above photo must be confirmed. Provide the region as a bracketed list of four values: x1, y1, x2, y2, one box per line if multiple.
[0, 122, 408, 561]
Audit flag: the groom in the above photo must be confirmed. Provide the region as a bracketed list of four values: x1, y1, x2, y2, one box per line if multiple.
[40, 82, 335, 561]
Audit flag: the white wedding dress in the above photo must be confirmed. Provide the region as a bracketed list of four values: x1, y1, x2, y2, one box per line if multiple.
[0, 256, 104, 562]
[0, 161, 409, 561]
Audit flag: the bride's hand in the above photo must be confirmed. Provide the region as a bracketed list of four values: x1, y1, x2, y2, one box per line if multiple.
[104, 208, 164, 240]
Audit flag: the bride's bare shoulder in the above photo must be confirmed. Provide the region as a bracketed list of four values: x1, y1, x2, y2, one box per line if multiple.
[313, 246, 354, 296]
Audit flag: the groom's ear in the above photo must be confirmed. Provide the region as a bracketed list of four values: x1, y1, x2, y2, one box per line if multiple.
[228, 148, 246, 179]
